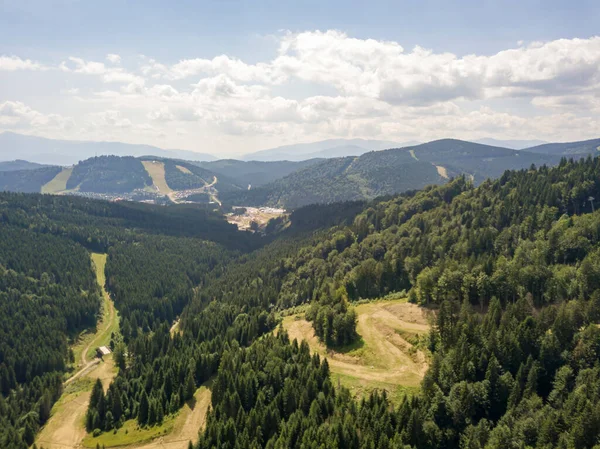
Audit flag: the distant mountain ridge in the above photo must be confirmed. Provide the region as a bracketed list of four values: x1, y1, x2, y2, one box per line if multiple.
[0, 132, 217, 166]
[0, 159, 50, 171]
[241, 138, 419, 161]
[474, 138, 548, 149]
[524, 138, 600, 156]
[1, 136, 598, 210]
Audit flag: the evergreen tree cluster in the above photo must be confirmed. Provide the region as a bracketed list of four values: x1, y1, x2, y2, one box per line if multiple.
[0, 223, 101, 448]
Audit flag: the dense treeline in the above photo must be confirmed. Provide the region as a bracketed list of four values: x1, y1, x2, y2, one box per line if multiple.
[0, 223, 101, 448]
[197, 159, 321, 188]
[0, 192, 254, 251]
[106, 235, 233, 338]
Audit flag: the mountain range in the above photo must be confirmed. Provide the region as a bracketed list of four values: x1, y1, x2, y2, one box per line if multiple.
[0, 132, 217, 166]
[240, 138, 417, 161]
[1, 136, 598, 209]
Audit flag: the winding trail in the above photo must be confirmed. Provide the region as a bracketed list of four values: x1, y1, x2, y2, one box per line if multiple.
[35, 253, 118, 449]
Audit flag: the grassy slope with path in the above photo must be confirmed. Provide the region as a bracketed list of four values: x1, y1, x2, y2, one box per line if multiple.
[35, 253, 119, 449]
[70, 253, 120, 369]
[41, 167, 73, 194]
[283, 299, 431, 404]
[142, 161, 173, 195]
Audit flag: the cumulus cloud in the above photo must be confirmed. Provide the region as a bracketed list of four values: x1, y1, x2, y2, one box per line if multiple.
[0, 55, 47, 71]
[0, 101, 73, 129]
[106, 54, 121, 64]
[2, 32, 600, 152]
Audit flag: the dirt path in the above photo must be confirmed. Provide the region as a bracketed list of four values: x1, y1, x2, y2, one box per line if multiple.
[283, 299, 431, 400]
[35, 253, 118, 449]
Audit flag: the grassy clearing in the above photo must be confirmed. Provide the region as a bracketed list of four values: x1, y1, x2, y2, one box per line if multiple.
[82, 417, 176, 448]
[283, 298, 432, 404]
[70, 253, 120, 368]
[142, 160, 172, 194]
[176, 164, 193, 174]
[41, 167, 73, 194]
[35, 356, 117, 449]
[83, 383, 212, 449]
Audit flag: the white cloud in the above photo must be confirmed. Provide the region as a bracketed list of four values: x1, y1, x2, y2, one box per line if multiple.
[0, 101, 73, 129]
[0, 55, 46, 71]
[2, 33, 599, 154]
[106, 54, 121, 64]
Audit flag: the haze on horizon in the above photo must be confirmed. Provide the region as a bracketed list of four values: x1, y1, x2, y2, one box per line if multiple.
[1, 0, 599, 158]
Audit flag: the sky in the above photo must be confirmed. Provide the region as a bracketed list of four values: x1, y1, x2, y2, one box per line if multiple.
[1, 0, 599, 158]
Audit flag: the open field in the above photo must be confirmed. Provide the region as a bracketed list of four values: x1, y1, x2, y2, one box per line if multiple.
[142, 161, 172, 194]
[283, 299, 432, 403]
[175, 165, 193, 174]
[83, 383, 212, 449]
[42, 167, 73, 194]
[70, 253, 120, 368]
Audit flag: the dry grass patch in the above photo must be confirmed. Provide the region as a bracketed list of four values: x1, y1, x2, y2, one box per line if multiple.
[41, 167, 73, 194]
[176, 164, 193, 174]
[282, 299, 431, 403]
[142, 161, 172, 194]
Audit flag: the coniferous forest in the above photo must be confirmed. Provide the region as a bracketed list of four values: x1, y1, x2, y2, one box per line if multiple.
[2, 156, 600, 448]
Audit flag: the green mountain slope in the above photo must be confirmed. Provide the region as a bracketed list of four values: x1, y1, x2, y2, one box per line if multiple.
[222, 139, 564, 209]
[0, 166, 62, 193]
[524, 137, 600, 156]
[66, 155, 152, 193]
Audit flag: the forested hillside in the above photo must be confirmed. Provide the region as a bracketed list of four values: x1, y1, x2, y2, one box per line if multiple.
[0, 193, 256, 448]
[0, 166, 62, 193]
[0, 205, 102, 447]
[4, 155, 600, 449]
[188, 156, 600, 448]
[67, 155, 152, 193]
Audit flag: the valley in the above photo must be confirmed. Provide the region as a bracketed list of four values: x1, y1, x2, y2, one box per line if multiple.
[35, 254, 118, 449]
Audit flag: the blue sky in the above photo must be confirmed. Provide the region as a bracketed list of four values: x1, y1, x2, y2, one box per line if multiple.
[1, 0, 599, 156]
